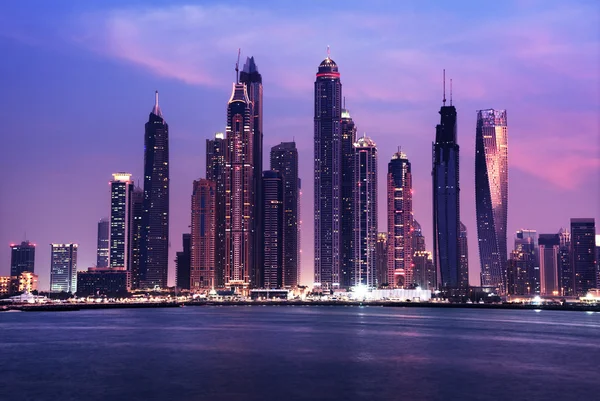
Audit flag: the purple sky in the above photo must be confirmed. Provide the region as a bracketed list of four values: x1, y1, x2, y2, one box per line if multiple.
[1, 1, 599, 290]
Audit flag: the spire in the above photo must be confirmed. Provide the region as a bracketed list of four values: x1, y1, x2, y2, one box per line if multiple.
[151, 90, 162, 117]
[443, 69, 446, 106]
[327, 45, 330, 58]
[235, 48, 241, 83]
[450, 78, 453, 106]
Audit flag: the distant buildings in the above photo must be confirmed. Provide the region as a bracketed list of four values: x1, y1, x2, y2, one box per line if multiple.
[141, 91, 170, 290]
[571, 218, 596, 295]
[387, 150, 413, 288]
[50, 243, 78, 293]
[353, 134, 378, 288]
[10, 241, 35, 276]
[476, 109, 508, 293]
[262, 170, 284, 289]
[191, 179, 216, 290]
[538, 234, 560, 296]
[558, 228, 573, 296]
[507, 230, 538, 296]
[413, 251, 436, 290]
[96, 218, 109, 268]
[176, 234, 191, 290]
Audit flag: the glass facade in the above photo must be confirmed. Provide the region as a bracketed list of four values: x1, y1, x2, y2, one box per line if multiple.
[570, 218, 596, 295]
[109, 173, 134, 270]
[191, 179, 216, 290]
[10, 241, 35, 276]
[206, 133, 226, 288]
[262, 170, 284, 289]
[96, 218, 109, 268]
[340, 108, 357, 289]
[50, 243, 78, 293]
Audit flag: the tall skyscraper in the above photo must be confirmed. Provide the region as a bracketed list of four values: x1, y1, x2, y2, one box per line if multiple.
[176, 234, 191, 290]
[314, 53, 342, 291]
[262, 170, 284, 289]
[130, 188, 143, 289]
[538, 233, 560, 296]
[224, 79, 255, 293]
[96, 218, 109, 268]
[432, 81, 460, 290]
[459, 222, 469, 288]
[375, 233, 388, 288]
[476, 109, 508, 293]
[50, 243, 78, 293]
[10, 241, 35, 276]
[191, 179, 216, 290]
[141, 91, 169, 289]
[109, 173, 134, 271]
[387, 150, 413, 288]
[240, 57, 263, 290]
[270, 142, 300, 287]
[340, 107, 357, 288]
[206, 132, 226, 288]
[570, 218, 596, 295]
[558, 228, 573, 296]
[353, 134, 378, 288]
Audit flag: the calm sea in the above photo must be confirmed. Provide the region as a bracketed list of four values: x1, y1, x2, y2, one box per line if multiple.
[1, 306, 599, 401]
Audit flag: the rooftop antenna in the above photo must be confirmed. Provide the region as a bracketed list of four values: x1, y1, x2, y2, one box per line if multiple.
[450, 78, 453, 106]
[235, 48, 241, 83]
[343, 96, 346, 109]
[443, 69, 446, 106]
[327, 45, 330, 58]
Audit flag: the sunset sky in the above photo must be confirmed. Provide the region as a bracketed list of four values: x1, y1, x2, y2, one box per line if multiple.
[1, 0, 598, 290]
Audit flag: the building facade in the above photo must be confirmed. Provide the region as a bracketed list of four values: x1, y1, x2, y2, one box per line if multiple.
[10, 240, 35, 276]
[130, 188, 143, 289]
[176, 234, 191, 290]
[538, 234, 560, 296]
[353, 134, 378, 288]
[375, 233, 388, 288]
[476, 109, 508, 293]
[558, 228, 573, 296]
[387, 151, 413, 288]
[96, 218, 109, 268]
[270, 142, 299, 287]
[340, 108, 357, 288]
[262, 170, 284, 289]
[77, 268, 129, 297]
[314, 55, 342, 291]
[206, 133, 226, 288]
[459, 222, 469, 288]
[191, 179, 216, 290]
[50, 243, 78, 293]
[141, 91, 170, 289]
[109, 173, 134, 271]
[413, 251, 436, 290]
[571, 218, 596, 295]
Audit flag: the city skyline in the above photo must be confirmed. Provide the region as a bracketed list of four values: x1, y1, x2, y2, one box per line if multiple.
[1, 1, 598, 290]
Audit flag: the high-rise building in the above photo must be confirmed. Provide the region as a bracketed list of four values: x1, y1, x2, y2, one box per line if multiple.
[459, 222, 469, 288]
[413, 251, 436, 290]
[141, 91, 170, 289]
[353, 134, 378, 288]
[270, 142, 300, 287]
[176, 234, 191, 290]
[263, 170, 284, 289]
[340, 108, 357, 288]
[538, 233, 560, 296]
[109, 173, 134, 272]
[130, 188, 143, 289]
[206, 132, 226, 288]
[240, 57, 263, 291]
[224, 80, 255, 293]
[191, 179, 216, 290]
[10, 241, 35, 276]
[558, 228, 573, 296]
[476, 109, 508, 293]
[387, 150, 413, 288]
[570, 218, 596, 295]
[314, 54, 342, 292]
[375, 233, 388, 288]
[596, 235, 600, 290]
[412, 220, 426, 253]
[507, 230, 538, 296]
[96, 218, 109, 268]
[432, 85, 461, 290]
[50, 243, 78, 293]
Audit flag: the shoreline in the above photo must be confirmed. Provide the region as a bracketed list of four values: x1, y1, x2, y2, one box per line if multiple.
[2, 300, 599, 313]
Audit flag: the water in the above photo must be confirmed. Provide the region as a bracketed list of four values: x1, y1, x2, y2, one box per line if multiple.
[1, 306, 599, 401]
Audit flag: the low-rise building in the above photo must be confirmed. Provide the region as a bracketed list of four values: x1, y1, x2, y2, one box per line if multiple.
[77, 268, 130, 297]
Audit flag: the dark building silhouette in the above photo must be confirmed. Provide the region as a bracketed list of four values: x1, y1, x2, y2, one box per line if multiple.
[141, 91, 169, 289]
[507, 230, 538, 296]
[340, 108, 357, 288]
[476, 109, 508, 293]
[96, 218, 109, 268]
[176, 234, 191, 290]
[270, 142, 300, 287]
[77, 268, 129, 297]
[459, 222, 469, 288]
[206, 133, 226, 288]
[262, 170, 284, 289]
[412, 220, 426, 253]
[240, 57, 263, 290]
[413, 251, 436, 290]
[10, 240, 35, 276]
[314, 54, 342, 291]
[191, 179, 216, 290]
[538, 234, 560, 296]
[375, 233, 388, 287]
[130, 188, 143, 289]
[558, 228, 573, 296]
[571, 218, 596, 295]
[432, 83, 461, 290]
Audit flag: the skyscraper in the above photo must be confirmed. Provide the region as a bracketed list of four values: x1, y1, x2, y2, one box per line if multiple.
[507, 230, 538, 295]
[50, 243, 78, 293]
[558, 228, 573, 296]
[109, 173, 134, 271]
[96, 218, 109, 268]
[538, 233, 560, 296]
[262, 170, 284, 289]
[375, 233, 388, 288]
[432, 82, 460, 290]
[387, 150, 413, 288]
[191, 179, 216, 290]
[141, 91, 169, 289]
[476, 109, 508, 293]
[570, 218, 596, 295]
[130, 188, 143, 289]
[224, 80, 255, 293]
[10, 241, 35, 276]
[353, 134, 378, 288]
[206, 133, 226, 288]
[413, 251, 436, 290]
[240, 57, 263, 290]
[412, 219, 426, 253]
[314, 54, 342, 291]
[270, 142, 300, 287]
[459, 222, 469, 288]
[176, 234, 191, 290]
[340, 107, 357, 288]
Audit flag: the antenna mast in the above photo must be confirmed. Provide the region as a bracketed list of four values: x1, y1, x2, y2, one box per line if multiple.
[327, 45, 330, 58]
[443, 69, 446, 106]
[450, 78, 453, 106]
[235, 48, 241, 83]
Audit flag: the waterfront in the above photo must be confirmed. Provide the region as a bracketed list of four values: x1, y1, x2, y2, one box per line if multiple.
[1, 307, 599, 401]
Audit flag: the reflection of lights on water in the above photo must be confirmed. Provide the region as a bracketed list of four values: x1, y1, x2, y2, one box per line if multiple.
[534, 309, 542, 313]
[586, 311, 594, 315]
